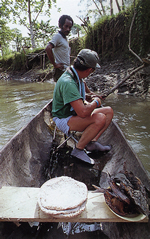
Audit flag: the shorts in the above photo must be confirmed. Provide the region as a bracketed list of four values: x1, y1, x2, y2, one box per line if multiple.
[53, 116, 72, 136]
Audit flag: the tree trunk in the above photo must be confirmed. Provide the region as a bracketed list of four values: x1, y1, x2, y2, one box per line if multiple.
[99, 0, 106, 15]
[92, 0, 102, 16]
[110, 0, 113, 15]
[28, 0, 36, 48]
[115, 0, 121, 12]
[122, 0, 125, 10]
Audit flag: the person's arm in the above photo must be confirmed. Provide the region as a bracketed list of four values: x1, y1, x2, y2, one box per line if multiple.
[84, 81, 104, 102]
[84, 81, 99, 101]
[70, 97, 101, 118]
[45, 43, 64, 69]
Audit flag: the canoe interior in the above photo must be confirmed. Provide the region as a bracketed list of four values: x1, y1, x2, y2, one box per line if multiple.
[0, 100, 150, 193]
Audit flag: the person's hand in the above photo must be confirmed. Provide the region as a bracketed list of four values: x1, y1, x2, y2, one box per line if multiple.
[86, 93, 101, 103]
[93, 97, 101, 107]
[99, 95, 107, 101]
[54, 63, 64, 70]
[85, 93, 93, 102]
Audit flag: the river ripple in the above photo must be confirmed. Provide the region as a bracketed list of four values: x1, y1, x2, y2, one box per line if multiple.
[0, 79, 149, 174]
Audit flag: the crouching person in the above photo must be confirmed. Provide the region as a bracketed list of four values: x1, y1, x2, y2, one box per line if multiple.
[52, 49, 113, 165]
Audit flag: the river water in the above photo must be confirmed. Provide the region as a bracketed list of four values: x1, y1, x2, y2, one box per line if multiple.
[0, 79, 150, 174]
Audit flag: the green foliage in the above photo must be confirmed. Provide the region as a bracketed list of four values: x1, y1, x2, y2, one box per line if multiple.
[132, 0, 150, 56]
[33, 20, 58, 47]
[69, 37, 85, 58]
[71, 23, 82, 37]
[11, 52, 27, 70]
[0, 1, 11, 20]
[1, 0, 149, 70]
[1, 0, 58, 49]
[0, 53, 15, 69]
[83, 0, 150, 59]
[0, 20, 14, 56]
[0, 48, 43, 70]
[93, 15, 112, 29]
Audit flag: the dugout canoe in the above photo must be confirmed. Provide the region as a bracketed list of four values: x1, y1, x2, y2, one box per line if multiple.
[0, 99, 149, 191]
[0, 99, 150, 238]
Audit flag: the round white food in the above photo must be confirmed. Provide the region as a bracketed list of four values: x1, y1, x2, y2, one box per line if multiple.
[38, 176, 88, 216]
[41, 201, 87, 218]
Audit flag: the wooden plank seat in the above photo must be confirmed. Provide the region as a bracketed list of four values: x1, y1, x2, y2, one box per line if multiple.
[0, 186, 148, 223]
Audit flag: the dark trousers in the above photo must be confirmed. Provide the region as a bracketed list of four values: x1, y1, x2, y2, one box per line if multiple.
[53, 68, 64, 82]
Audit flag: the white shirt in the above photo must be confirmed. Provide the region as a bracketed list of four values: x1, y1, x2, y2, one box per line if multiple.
[50, 32, 70, 70]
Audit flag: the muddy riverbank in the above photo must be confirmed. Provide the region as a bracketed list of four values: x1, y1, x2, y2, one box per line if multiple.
[1, 58, 150, 98]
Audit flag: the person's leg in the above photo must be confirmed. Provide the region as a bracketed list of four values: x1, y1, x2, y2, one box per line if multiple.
[68, 106, 113, 151]
[53, 68, 64, 82]
[85, 106, 113, 151]
[68, 112, 106, 149]
[69, 113, 106, 164]
[53, 116, 95, 164]
[91, 106, 113, 141]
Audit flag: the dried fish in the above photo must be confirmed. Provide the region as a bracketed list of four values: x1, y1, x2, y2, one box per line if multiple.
[93, 171, 149, 216]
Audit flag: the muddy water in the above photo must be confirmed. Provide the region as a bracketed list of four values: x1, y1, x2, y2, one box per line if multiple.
[0, 79, 150, 174]
[0, 79, 54, 148]
[104, 94, 150, 174]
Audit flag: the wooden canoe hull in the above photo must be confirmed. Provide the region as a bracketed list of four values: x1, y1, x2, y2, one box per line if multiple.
[0, 100, 54, 188]
[0, 99, 150, 192]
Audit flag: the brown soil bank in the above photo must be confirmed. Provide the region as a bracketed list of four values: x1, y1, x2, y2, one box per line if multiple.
[86, 58, 150, 98]
[1, 57, 149, 98]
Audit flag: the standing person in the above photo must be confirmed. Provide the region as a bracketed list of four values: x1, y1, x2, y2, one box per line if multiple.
[52, 49, 113, 165]
[45, 15, 74, 82]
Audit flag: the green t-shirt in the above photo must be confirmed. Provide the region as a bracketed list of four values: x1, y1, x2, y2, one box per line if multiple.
[52, 71, 83, 118]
